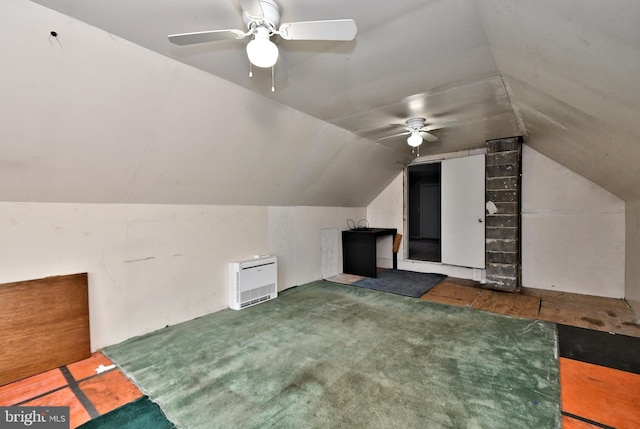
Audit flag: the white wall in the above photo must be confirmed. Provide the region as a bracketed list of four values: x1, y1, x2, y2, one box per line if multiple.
[0, 203, 363, 351]
[268, 206, 365, 287]
[367, 173, 405, 268]
[522, 145, 625, 297]
[625, 200, 640, 317]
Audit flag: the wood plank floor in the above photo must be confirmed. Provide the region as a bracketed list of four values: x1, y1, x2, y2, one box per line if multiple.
[420, 277, 640, 337]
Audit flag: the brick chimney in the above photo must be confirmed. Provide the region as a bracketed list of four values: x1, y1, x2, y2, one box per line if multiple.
[485, 137, 522, 291]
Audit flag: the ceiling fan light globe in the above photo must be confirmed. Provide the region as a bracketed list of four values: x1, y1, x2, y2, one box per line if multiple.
[407, 133, 423, 147]
[246, 38, 279, 68]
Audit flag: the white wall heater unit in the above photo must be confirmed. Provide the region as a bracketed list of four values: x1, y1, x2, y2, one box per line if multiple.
[228, 255, 277, 310]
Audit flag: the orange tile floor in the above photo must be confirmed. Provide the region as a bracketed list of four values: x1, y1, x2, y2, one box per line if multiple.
[0, 352, 142, 428]
[560, 357, 640, 429]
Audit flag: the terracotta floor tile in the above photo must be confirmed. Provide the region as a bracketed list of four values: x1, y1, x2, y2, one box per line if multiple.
[560, 357, 640, 429]
[79, 369, 142, 415]
[66, 352, 114, 382]
[561, 415, 602, 428]
[0, 368, 67, 406]
[22, 386, 91, 428]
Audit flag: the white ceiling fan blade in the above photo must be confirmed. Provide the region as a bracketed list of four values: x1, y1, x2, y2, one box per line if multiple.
[168, 29, 247, 45]
[424, 120, 458, 132]
[240, 0, 264, 19]
[357, 123, 405, 139]
[378, 131, 410, 142]
[419, 131, 439, 142]
[278, 19, 357, 41]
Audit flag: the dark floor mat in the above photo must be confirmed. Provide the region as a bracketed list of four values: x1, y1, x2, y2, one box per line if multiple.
[78, 396, 175, 429]
[557, 324, 640, 374]
[350, 269, 446, 298]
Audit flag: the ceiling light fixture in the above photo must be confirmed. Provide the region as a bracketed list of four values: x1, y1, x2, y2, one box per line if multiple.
[246, 26, 278, 68]
[407, 132, 423, 147]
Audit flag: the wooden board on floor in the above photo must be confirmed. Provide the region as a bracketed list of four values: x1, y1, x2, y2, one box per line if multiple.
[421, 278, 639, 337]
[522, 287, 631, 310]
[325, 273, 365, 285]
[538, 299, 640, 337]
[421, 282, 483, 307]
[470, 290, 541, 319]
[0, 273, 90, 386]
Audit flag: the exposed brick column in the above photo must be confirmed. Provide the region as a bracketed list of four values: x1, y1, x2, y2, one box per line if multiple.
[485, 137, 522, 292]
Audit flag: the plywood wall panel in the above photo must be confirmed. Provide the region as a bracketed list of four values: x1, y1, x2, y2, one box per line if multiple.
[0, 273, 90, 386]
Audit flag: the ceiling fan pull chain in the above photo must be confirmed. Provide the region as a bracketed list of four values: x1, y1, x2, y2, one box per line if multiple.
[271, 66, 275, 92]
[249, 62, 253, 78]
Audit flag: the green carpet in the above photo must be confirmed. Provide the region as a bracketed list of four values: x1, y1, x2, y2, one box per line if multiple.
[78, 396, 175, 429]
[104, 281, 560, 429]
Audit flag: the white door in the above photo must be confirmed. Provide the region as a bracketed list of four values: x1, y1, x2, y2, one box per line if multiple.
[441, 155, 485, 268]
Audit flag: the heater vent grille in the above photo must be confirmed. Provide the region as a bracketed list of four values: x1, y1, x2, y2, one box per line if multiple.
[240, 283, 276, 308]
[228, 256, 277, 310]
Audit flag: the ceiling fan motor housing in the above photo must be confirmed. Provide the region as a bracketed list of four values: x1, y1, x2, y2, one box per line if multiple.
[406, 117, 426, 130]
[243, 0, 281, 31]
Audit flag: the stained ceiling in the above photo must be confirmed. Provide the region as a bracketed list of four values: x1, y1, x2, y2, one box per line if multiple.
[3, 0, 640, 205]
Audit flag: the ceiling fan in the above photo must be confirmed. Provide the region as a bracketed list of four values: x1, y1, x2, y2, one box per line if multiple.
[168, 0, 357, 91]
[378, 118, 456, 156]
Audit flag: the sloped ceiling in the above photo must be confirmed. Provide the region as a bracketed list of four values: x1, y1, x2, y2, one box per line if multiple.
[2, 0, 639, 206]
[477, 0, 640, 201]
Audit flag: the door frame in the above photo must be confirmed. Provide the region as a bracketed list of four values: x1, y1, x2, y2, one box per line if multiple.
[404, 154, 485, 269]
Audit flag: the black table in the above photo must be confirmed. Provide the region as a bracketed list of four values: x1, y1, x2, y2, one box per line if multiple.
[342, 228, 398, 278]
